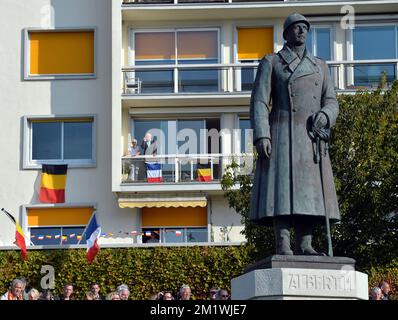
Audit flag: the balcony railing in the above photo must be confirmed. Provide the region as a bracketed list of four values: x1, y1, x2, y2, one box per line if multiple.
[122, 60, 398, 95]
[122, 0, 282, 4]
[328, 59, 398, 90]
[121, 153, 254, 184]
[123, 63, 259, 95]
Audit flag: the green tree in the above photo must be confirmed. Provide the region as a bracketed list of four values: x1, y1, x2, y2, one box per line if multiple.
[221, 81, 398, 269]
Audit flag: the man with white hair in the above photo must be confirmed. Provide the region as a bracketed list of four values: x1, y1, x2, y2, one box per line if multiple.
[117, 284, 130, 300]
[369, 287, 383, 300]
[0, 279, 24, 300]
[141, 132, 157, 156]
[178, 284, 191, 300]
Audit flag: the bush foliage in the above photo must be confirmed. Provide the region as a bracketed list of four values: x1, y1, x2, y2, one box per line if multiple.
[0, 246, 252, 300]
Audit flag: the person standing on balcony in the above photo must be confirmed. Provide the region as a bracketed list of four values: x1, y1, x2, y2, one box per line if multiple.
[126, 139, 141, 181]
[128, 139, 141, 156]
[141, 132, 157, 156]
[250, 13, 340, 256]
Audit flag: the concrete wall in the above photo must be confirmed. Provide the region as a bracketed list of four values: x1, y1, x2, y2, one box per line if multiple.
[0, 0, 140, 246]
[210, 196, 245, 243]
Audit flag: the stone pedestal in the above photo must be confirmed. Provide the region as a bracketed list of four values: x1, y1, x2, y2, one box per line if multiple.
[231, 255, 368, 300]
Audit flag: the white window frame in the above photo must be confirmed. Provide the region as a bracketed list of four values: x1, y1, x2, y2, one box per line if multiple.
[233, 23, 277, 92]
[307, 25, 334, 60]
[21, 203, 97, 246]
[129, 27, 221, 93]
[23, 114, 97, 169]
[24, 27, 97, 80]
[347, 22, 398, 87]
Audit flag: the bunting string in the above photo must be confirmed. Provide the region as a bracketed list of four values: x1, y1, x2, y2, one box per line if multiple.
[30, 229, 185, 240]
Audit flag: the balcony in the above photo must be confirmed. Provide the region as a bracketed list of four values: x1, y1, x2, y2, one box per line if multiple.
[122, 63, 259, 95]
[328, 59, 398, 91]
[122, 60, 398, 96]
[123, 0, 282, 4]
[121, 153, 254, 185]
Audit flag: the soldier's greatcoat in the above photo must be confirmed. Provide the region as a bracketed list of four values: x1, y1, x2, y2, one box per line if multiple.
[250, 45, 340, 226]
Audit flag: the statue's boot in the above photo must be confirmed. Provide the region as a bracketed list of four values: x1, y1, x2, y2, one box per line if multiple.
[295, 223, 325, 256]
[274, 219, 293, 255]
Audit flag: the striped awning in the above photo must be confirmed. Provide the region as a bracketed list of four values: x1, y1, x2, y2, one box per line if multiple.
[118, 194, 207, 208]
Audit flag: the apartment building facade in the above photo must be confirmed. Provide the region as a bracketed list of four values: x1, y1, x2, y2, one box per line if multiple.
[0, 0, 397, 248]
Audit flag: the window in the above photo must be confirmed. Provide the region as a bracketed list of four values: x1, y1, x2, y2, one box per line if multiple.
[30, 226, 86, 245]
[26, 206, 94, 246]
[236, 27, 274, 91]
[132, 118, 220, 155]
[132, 29, 219, 93]
[142, 227, 208, 244]
[306, 27, 331, 61]
[24, 116, 96, 168]
[351, 25, 398, 87]
[25, 29, 96, 80]
[141, 207, 208, 243]
[239, 118, 253, 154]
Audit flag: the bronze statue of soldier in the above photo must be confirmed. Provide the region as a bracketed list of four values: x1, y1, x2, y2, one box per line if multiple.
[250, 13, 340, 256]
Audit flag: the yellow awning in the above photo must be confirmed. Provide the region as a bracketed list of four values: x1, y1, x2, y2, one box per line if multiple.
[118, 194, 207, 208]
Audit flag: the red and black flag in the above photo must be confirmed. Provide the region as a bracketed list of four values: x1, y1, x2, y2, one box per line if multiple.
[1, 208, 27, 261]
[197, 163, 212, 182]
[39, 164, 68, 203]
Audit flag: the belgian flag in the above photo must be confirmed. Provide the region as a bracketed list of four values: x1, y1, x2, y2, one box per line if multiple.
[197, 163, 212, 182]
[1, 208, 27, 261]
[39, 164, 68, 203]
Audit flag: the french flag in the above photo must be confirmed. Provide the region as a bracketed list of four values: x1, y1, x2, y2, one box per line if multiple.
[146, 162, 162, 183]
[86, 214, 101, 264]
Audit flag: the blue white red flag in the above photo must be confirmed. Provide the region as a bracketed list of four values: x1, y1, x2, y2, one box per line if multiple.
[85, 214, 101, 264]
[146, 162, 162, 183]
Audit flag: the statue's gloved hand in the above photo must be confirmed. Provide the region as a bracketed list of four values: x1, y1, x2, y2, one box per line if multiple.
[313, 111, 328, 129]
[255, 138, 272, 159]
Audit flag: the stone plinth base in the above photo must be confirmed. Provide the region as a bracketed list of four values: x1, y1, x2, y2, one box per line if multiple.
[232, 256, 368, 300]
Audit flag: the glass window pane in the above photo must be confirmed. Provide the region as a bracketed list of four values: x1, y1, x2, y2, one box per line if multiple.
[354, 64, 395, 87]
[62, 227, 86, 245]
[240, 60, 257, 91]
[354, 26, 395, 60]
[178, 58, 219, 93]
[142, 228, 160, 243]
[316, 28, 331, 60]
[135, 32, 175, 60]
[177, 31, 218, 61]
[30, 227, 62, 245]
[64, 122, 92, 159]
[187, 228, 207, 243]
[306, 29, 314, 55]
[136, 60, 174, 94]
[163, 228, 185, 243]
[32, 122, 62, 160]
[239, 119, 252, 153]
[237, 27, 274, 60]
[177, 120, 204, 155]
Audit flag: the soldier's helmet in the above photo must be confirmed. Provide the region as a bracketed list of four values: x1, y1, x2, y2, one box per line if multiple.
[283, 13, 310, 40]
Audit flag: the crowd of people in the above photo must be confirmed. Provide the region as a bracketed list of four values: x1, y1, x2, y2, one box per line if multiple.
[1, 277, 392, 300]
[369, 281, 391, 300]
[0, 278, 230, 301]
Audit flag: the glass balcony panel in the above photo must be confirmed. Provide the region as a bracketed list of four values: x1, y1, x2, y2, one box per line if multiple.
[354, 64, 395, 87]
[187, 228, 208, 243]
[178, 60, 220, 93]
[241, 66, 257, 92]
[135, 60, 174, 94]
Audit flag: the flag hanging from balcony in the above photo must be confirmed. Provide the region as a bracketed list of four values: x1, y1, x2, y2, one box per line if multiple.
[146, 162, 162, 183]
[1, 209, 27, 261]
[197, 163, 212, 182]
[39, 164, 67, 203]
